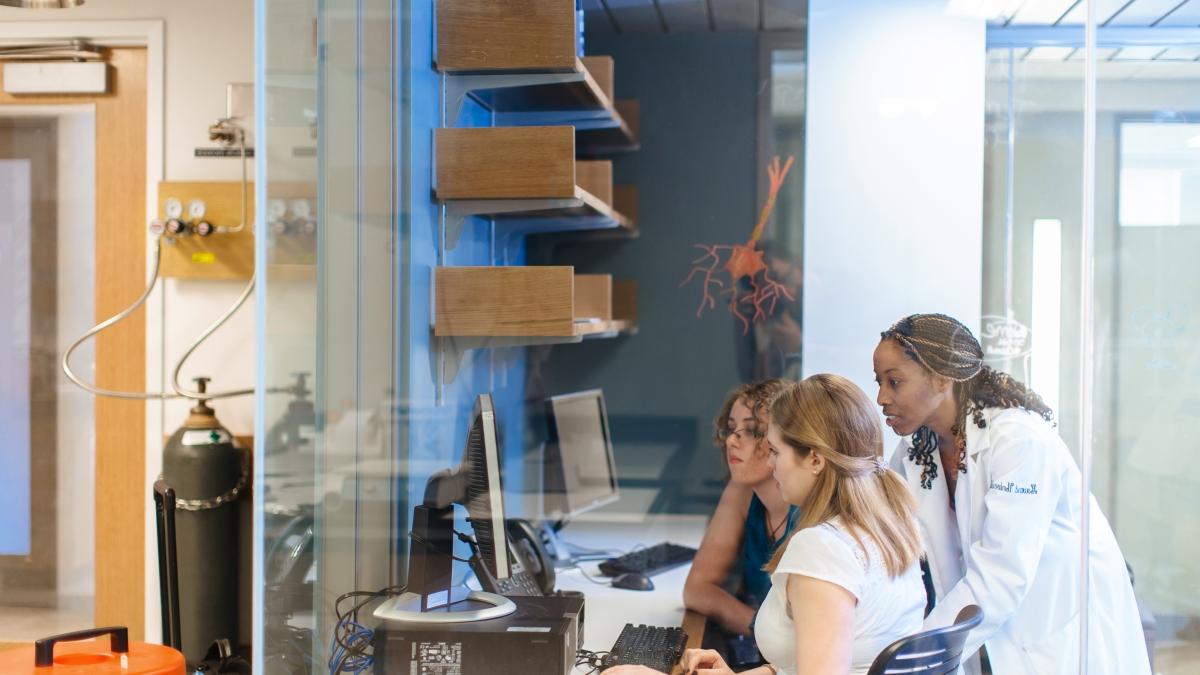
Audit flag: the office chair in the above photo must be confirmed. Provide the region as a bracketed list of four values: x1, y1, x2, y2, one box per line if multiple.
[866, 605, 983, 675]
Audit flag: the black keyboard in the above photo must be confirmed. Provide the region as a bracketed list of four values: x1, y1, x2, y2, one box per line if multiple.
[598, 542, 697, 578]
[492, 571, 544, 597]
[603, 623, 688, 673]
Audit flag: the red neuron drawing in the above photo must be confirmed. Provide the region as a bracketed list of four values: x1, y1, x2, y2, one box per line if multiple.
[680, 155, 796, 335]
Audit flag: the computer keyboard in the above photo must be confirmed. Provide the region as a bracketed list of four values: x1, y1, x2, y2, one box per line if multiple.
[598, 542, 697, 578]
[602, 623, 688, 673]
[492, 570, 545, 597]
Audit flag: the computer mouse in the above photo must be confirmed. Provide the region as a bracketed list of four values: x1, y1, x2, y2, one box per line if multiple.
[612, 572, 655, 591]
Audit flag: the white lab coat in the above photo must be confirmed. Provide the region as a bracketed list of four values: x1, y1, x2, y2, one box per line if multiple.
[890, 407, 1150, 674]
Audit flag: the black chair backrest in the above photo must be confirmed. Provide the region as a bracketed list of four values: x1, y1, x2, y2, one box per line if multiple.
[153, 479, 182, 651]
[867, 605, 983, 675]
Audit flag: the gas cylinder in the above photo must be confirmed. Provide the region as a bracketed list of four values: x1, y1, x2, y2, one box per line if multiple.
[161, 377, 246, 665]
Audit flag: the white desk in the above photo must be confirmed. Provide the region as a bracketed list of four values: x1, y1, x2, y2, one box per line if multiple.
[550, 515, 709, 665]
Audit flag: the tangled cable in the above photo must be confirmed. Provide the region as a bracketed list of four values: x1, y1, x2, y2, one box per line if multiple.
[327, 584, 407, 674]
[575, 648, 612, 675]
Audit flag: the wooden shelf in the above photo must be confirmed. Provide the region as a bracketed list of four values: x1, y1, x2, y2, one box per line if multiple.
[442, 56, 638, 155]
[436, 0, 638, 152]
[430, 1, 641, 393]
[434, 267, 636, 338]
[577, 99, 640, 157]
[436, 0, 578, 73]
[436, 127, 636, 246]
[454, 56, 613, 114]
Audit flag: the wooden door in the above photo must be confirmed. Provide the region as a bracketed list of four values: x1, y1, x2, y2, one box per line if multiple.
[0, 47, 148, 639]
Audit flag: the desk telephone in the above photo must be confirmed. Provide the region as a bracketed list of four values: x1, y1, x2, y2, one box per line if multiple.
[472, 518, 556, 596]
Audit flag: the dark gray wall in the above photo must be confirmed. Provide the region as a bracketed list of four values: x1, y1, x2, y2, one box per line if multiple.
[529, 31, 765, 514]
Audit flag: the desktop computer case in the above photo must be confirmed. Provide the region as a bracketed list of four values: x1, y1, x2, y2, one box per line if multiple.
[373, 595, 584, 675]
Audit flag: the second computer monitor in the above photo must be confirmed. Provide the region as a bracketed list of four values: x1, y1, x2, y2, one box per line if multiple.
[543, 390, 619, 520]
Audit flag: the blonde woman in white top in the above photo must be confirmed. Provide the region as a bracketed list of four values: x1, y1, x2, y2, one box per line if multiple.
[603, 374, 926, 675]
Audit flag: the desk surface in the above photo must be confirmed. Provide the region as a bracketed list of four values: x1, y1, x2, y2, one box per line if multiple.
[551, 515, 708, 674]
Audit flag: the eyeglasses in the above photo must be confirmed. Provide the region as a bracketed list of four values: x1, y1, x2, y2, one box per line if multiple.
[718, 425, 764, 442]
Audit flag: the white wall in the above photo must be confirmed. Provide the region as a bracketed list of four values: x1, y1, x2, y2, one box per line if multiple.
[3, 1, 258, 433]
[2, 0, 256, 639]
[802, 0, 985, 449]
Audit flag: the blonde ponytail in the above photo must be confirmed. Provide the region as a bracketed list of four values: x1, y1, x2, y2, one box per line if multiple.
[763, 375, 922, 577]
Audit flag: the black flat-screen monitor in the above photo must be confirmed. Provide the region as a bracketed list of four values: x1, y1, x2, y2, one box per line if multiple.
[542, 390, 619, 520]
[378, 393, 519, 621]
[410, 393, 512, 598]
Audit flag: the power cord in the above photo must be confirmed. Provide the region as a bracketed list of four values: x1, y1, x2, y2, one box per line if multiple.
[326, 529, 485, 673]
[575, 648, 611, 675]
[327, 584, 407, 674]
[566, 561, 617, 587]
[407, 529, 476, 563]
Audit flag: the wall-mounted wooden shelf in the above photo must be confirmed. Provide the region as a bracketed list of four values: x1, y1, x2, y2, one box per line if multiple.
[446, 56, 612, 114]
[435, 1, 638, 152]
[436, 126, 636, 248]
[441, 56, 638, 155]
[434, 266, 636, 338]
[430, 1, 641, 396]
[436, 0, 578, 73]
[577, 99, 640, 157]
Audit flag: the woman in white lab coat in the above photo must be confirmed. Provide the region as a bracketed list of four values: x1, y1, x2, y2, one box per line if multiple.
[873, 313, 1150, 674]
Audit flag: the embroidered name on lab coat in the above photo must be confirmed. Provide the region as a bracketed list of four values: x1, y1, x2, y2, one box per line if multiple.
[988, 480, 1038, 495]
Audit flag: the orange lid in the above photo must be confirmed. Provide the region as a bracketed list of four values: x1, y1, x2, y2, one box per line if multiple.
[0, 627, 185, 675]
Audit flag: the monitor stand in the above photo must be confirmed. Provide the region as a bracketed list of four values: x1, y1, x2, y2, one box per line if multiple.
[373, 586, 516, 624]
[541, 522, 578, 568]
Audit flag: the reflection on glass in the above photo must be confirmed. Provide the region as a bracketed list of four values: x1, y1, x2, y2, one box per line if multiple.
[0, 110, 96, 639]
[985, 32, 1200, 673]
[1106, 99, 1200, 673]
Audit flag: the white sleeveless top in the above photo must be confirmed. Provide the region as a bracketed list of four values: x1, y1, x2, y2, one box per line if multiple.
[754, 519, 926, 675]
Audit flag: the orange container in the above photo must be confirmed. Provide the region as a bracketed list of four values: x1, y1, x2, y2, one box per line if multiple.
[0, 627, 185, 675]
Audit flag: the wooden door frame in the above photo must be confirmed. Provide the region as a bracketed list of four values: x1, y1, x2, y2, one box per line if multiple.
[0, 20, 164, 641]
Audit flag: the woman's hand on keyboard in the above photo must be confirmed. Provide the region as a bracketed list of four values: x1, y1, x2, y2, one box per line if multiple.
[681, 648, 735, 675]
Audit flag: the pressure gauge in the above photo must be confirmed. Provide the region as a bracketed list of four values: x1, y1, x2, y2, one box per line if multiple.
[165, 198, 183, 220]
[268, 199, 287, 221]
[290, 199, 311, 220]
[188, 199, 207, 220]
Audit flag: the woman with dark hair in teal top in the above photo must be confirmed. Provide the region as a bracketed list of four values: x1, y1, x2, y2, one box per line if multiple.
[685, 380, 799, 662]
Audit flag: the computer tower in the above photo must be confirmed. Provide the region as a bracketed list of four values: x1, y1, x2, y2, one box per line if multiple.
[372, 594, 584, 675]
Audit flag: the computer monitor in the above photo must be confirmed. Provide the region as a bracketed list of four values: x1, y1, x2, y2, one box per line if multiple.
[375, 393, 516, 623]
[542, 390, 619, 521]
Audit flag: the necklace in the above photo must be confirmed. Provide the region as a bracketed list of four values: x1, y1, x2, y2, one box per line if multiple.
[767, 510, 787, 542]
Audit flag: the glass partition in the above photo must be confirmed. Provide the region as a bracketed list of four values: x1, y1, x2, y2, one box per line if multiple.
[1097, 38, 1200, 674]
[255, 1, 1197, 673]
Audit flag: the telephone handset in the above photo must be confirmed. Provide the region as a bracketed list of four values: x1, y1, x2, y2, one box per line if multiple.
[506, 518, 555, 594]
[472, 518, 556, 596]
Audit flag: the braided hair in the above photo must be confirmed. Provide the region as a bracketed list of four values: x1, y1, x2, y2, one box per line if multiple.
[880, 313, 1054, 489]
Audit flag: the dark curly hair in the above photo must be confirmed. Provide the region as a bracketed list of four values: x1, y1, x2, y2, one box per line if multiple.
[712, 379, 790, 453]
[881, 313, 1054, 489]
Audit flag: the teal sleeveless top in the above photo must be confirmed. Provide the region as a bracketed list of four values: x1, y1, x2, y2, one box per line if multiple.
[740, 493, 800, 608]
